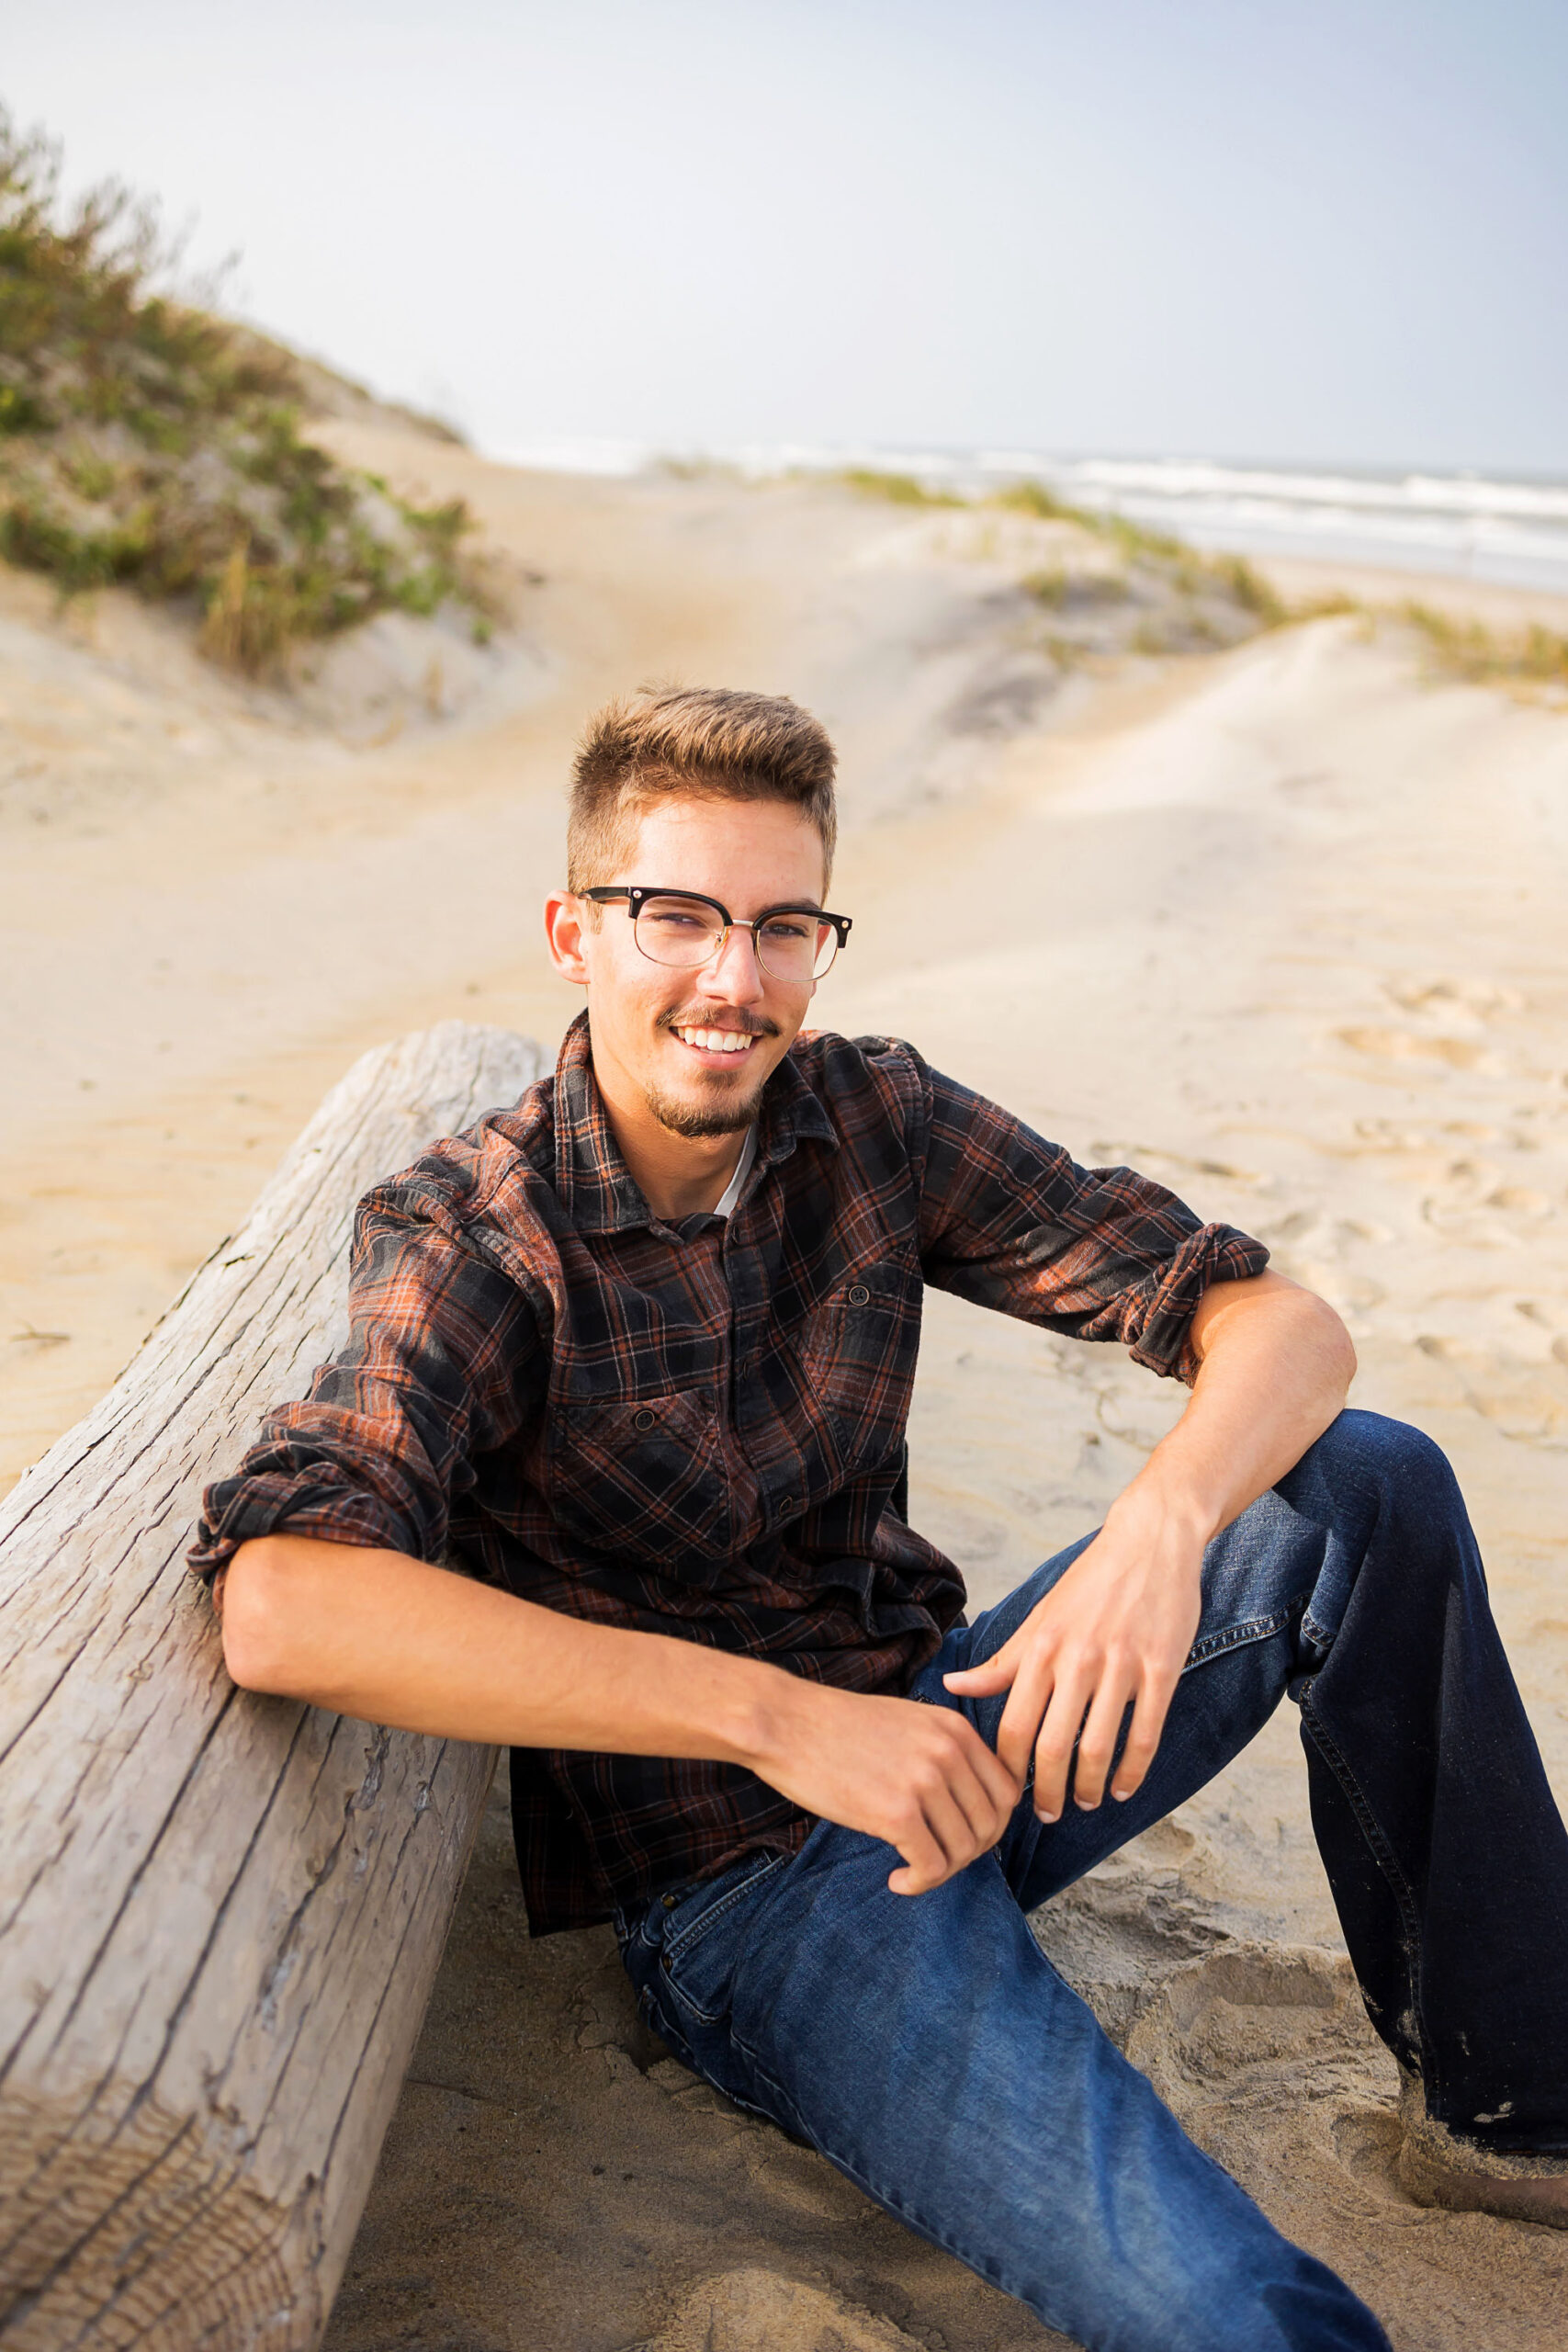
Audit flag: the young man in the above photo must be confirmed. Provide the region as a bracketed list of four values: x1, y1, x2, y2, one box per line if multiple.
[197, 688, 1568, 2352]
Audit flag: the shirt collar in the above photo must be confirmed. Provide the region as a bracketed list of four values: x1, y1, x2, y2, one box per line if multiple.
[552, 1010, 837, 1233]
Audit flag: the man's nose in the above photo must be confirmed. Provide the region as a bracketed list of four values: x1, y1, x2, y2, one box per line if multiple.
[700, 924, 766, 1000]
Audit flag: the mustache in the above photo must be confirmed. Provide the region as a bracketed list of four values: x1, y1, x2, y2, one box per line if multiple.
[658, 1006, 780, 1038]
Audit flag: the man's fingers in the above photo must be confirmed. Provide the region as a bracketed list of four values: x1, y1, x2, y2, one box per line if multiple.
[886, 1806, 950, 1895]
[1070, 1668, 1136, 1809]
[919, 1720, 1016, 1852]
[889, 1777, 978, 1894]
[921, 1776, 988, 1871]
[1031, 1668, 1094, 1822]
[944, 1738, 1019, 1851]
[972, 1729, 1024, 1825]
[887, 1859, 943, 1895]
[1110, 1666, 1181, 1802]
[886, 1716, 1021, 1894]
[942, 1641, 1020, 1697]
[995, 1651, 1055, 1790]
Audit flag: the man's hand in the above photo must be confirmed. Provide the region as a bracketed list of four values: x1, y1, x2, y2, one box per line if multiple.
[943, 1272, 1356, 1822]
[748, 1680, 1021, 1895]
[940, 1488, 1205, 1819]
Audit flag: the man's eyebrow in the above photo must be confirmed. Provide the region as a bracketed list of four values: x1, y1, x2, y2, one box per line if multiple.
[759, 898, 827, 913]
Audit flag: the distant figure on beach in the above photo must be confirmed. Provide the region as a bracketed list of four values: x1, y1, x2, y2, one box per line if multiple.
[194, 688, 1568, 2351]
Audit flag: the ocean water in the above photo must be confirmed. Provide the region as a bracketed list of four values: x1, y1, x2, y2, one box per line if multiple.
[492, 436, 1568, 597]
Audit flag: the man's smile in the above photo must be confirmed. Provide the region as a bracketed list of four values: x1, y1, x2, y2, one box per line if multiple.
[660, 1004, 780, 1072]
[671, 1023, 759, 1061]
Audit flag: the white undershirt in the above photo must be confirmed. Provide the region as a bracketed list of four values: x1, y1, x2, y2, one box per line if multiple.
[712, 1124, 758, 1219]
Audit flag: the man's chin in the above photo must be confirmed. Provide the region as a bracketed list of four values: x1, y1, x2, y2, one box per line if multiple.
[644, 1072, 768, 1140]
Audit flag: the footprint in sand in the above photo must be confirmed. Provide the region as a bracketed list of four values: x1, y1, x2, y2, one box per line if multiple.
[1335, 975, 1528, 1079]
[1348, 1115, 1499, 1153]
[1420, 1159, 1556, 1238]
[1412, 1335, 1568, 1447]
[1337, 1025, 1498, 1073]
[1383, 976, 1525, 1025]
[1329, 2105, 1415, 2206]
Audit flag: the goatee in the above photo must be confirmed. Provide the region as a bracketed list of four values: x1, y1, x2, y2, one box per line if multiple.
[644, 1073, 770, 1139]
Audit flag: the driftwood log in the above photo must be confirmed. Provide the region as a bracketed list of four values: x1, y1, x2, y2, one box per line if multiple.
[0, 1022, 545, 2350]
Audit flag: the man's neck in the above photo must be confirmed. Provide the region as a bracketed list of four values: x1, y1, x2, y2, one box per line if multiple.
[592, 1071, 752, 1220]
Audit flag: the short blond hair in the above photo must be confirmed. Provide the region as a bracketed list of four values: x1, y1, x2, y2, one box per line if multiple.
[567, 686, 838, 891]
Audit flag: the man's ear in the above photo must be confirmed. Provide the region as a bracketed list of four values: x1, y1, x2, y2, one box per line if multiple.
[544, 889, 592, 988]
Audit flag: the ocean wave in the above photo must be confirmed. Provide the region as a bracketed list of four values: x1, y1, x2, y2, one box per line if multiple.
[484, 435, 1568, 593]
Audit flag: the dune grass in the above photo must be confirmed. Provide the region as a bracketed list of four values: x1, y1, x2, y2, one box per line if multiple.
[834, 467, 966, 509]
[846, 468, 1297, 630]
[987, 478, 1084, 526]
[1021, 564, 1134, 610]
[1403, 601, 1568, 693]
[0, 107, 500, 676]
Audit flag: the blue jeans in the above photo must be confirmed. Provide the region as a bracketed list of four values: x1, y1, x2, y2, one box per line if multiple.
[615, 1413, 1568, 2352]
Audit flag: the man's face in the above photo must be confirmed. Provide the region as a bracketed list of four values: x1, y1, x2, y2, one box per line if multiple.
[569, 796, 829, 1139]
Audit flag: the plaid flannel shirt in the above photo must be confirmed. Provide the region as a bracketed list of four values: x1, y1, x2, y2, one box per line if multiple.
[191, 1012, 1268, 1933]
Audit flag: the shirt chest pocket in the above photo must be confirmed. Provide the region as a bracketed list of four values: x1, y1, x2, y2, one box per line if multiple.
[794, 1267, 919, 1479]
[545, 1386, 734, 1574]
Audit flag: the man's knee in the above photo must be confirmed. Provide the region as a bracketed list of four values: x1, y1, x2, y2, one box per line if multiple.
[1303, 1408, 1460, 1521]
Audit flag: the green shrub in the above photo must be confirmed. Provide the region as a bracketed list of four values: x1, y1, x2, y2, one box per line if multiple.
[0, 107, 501, 674]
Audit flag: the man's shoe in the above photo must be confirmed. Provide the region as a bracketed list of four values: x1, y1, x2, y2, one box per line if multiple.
[1397, 2073, 1568, 2228]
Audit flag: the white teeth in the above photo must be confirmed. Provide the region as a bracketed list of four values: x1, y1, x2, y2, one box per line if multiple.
[674, 1026, 752, 1055]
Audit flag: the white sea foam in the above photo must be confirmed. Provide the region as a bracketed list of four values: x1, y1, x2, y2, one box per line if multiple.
[491, 436, 656, 476]
[482, 436, 1568, 594]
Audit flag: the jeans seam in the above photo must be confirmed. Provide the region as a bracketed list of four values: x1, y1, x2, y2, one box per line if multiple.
[660, 1965, 729, 2029]
[660, 1856, 789, 2024]
[1298, 1679, 1439, 2106]
[664, 1854, 786, 1966]
[1182, 1604, 1298, 1673]
[1299, 1605, 1335, 1653]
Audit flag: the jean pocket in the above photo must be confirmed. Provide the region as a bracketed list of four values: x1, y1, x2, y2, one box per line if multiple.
[660, 1853, 788, 2027]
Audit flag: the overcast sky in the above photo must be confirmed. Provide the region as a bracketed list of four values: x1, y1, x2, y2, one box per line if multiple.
[7, 0, 1566, 472]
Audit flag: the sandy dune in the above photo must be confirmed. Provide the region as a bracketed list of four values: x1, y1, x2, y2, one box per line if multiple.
[4, 438, 1566, 2350]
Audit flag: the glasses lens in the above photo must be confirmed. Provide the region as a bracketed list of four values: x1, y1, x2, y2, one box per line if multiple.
[757, 912, 838, 984]
[633, 893, 727, 967]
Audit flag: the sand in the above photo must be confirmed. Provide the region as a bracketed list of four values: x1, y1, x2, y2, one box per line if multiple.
[3, 436, 1566, 2350]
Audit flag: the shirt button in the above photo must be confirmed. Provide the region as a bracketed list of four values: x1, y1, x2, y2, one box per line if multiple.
[848, 1284, 870, 1306]
[633, 1408, 656, 1431]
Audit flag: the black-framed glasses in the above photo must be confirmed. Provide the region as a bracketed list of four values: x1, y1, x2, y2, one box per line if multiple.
[581, 886, 852, 985]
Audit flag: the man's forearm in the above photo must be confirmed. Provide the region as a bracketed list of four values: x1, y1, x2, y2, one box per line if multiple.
[219, 1532, 792, 1763]
[217, 1531, 1021, 1896]
[1128, 1272, 1356, 1544]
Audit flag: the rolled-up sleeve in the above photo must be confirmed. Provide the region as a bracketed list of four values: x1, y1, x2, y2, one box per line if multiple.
[187, 1175, 541, 1577]
[914, 1060, 1269, 1383]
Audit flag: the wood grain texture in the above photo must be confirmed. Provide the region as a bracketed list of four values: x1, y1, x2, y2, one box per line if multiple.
[0, 1023, 545, 2350]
